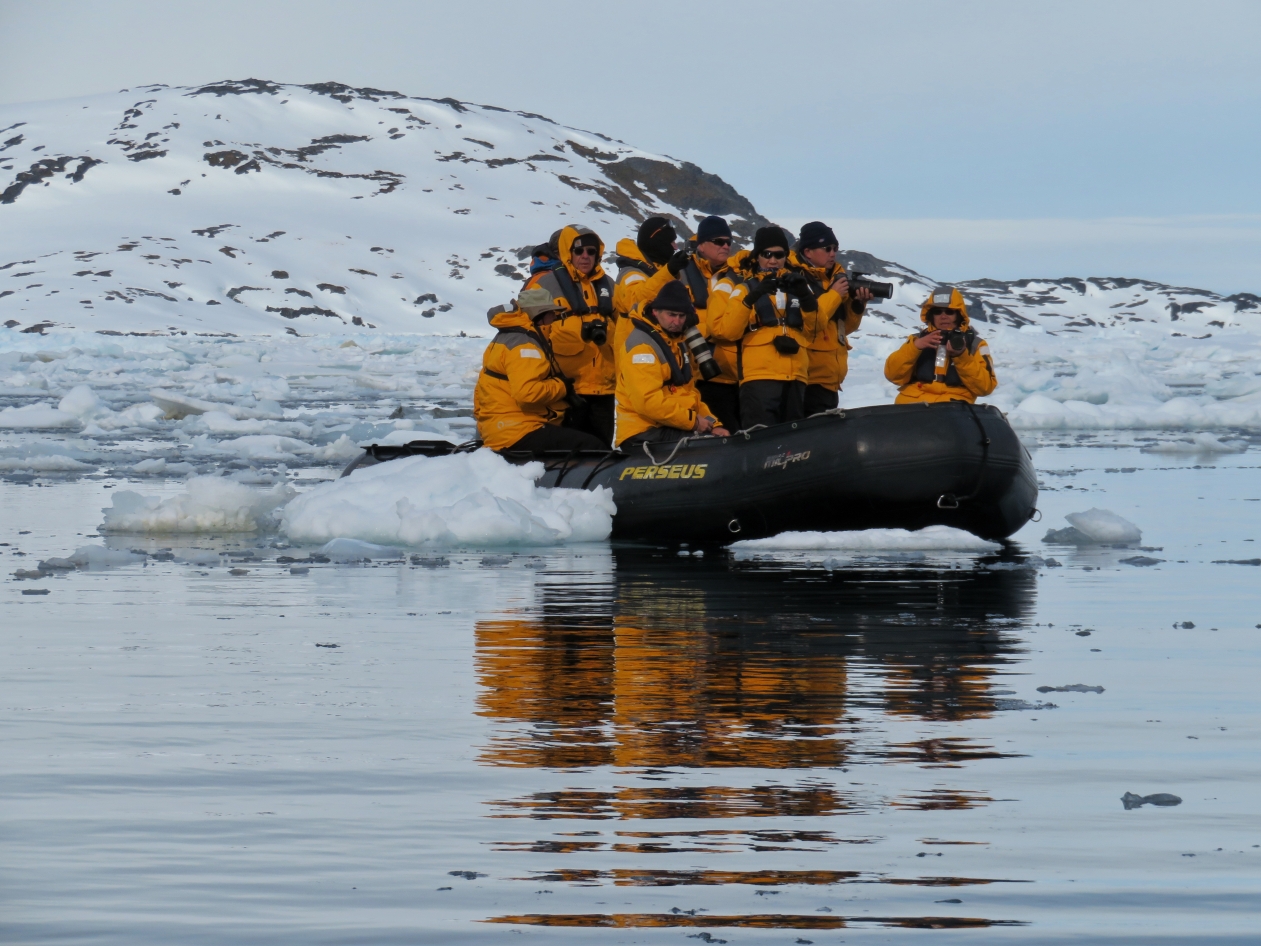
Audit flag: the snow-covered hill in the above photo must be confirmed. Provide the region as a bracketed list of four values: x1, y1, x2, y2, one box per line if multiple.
[1, 78, 764, 336]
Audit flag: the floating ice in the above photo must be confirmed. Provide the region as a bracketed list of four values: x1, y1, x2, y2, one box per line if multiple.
[281, 449, 615, 547]
[319, 538, 407, 562]
[0, 455, 92, 472]
[1064, 508, 1142, 545]
[0, 402, 81, 429]
[100, 476, 296, 533]
[1141, 433, 1247, 454]
[731, 526, 1002, 553]
[58, 385, 107, 420]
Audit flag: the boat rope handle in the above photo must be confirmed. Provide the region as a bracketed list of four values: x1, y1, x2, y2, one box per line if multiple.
[737, 424, 768, 440]
[642, 436, 691, 466]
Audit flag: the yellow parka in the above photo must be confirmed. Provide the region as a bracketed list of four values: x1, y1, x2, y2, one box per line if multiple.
[614, 316, 715, 448]
[788, 250, 863, 391]
[612, 238, 676, 320]
[473, 305, 569, 451]
[535, 226, 616, 396]
[683, 247, 739, 385]
[709, 255, 820, 384]
[883, 287, 997, 404]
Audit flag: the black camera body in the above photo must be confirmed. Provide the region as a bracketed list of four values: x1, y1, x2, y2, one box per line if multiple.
[848, 271, 894, 300]
[941, 329, 967, 353]
[580, 318, 608, 347]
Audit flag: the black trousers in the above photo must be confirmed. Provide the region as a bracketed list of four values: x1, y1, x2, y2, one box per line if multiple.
[739, 380, 806, 428]
[803, 384, 839, 415]
[696, 380, 741, 432]
[563, 393, 614, 447]
[507, 424, 606, 453]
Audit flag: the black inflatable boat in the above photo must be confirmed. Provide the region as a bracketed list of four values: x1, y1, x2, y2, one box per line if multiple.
[342, 402, 1038, 543]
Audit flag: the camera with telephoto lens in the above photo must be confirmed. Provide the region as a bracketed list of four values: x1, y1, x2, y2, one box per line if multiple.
[682, 325, 722, 380]
[847, 271, 894, 300]
[580, 317, 608, 346]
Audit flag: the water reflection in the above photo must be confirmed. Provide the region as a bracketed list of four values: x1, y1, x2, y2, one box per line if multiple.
[476, 546, 1036, 773]
[476, 547, 1038, 931]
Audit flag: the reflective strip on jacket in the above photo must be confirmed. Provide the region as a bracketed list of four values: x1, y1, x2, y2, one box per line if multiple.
[614, 318, 714, 447]
[788, 250, 863, 391]
[535, 225, 615, 396]
[473, 306, 568, 450]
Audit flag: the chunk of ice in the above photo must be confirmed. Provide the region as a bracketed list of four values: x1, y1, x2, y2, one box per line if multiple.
[100, 476, 295, 533]
[731, 526, 1001, 552]
[1063, 508, 1142, 545]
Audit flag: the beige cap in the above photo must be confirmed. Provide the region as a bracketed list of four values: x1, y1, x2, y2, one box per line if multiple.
[517, 288, 560, 318]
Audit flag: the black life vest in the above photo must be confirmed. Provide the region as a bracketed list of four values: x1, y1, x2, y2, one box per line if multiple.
[745, 275, 804, 331]
[680, 259, 718, 310]
[911, 329, 979, 386]
[630, 317, 692, 386]
[552, 266, 613, 318]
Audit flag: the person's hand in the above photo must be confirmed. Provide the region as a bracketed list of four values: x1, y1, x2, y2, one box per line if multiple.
[830, 274, 850, 297]
[914, 330, 943, 350]
[666, 249, 692, 277]
[853, 286, 873, 303]
[712, 425, 730, 438]
[563, 377, 586, 407]
[743, 276, 779, 307]
[694, 414, 715, 434]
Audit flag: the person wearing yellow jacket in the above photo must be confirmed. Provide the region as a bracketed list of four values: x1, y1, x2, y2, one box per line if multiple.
[884, 287, 997, 404]
[682, 215, 741, 432]
[710, 226, 821, 428]
[614, 281, 731, 449]
[611, 216, 692, 322]
[788, 221, 872, 415]
[474, 288, 606, 453]
[534, 225, 617, 444]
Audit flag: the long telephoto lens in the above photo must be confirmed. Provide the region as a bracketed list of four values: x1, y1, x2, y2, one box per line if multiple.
[682, 326, 722, 380]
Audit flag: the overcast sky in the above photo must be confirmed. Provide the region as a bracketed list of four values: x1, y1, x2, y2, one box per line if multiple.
[2, 0, 1258, 291]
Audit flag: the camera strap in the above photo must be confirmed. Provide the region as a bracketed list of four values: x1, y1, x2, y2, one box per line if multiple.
[680, 259, 709, 310]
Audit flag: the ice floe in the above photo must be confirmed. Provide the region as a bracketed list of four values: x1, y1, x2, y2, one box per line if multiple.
[732, 526, 1003, 553]
[100, 476, 295, 533]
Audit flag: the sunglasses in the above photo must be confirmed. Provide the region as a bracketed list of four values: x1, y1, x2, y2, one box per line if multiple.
[928, 307, 958, 317]
[759, 249, 787, 260]
[706, 238, 732, 247]
[572, 246, 599, 258]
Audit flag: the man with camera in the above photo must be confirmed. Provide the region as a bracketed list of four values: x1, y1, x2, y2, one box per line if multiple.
[612, 216, 694, 323]
[474, 289, 606, 453]
[788, 221, 873, 415]
[710, 226, 821, 428]
[614, 281, 730, 448]
[677, 215, 742, 432]
[884, 287, 997, 404]
[534, 225, 617, 444]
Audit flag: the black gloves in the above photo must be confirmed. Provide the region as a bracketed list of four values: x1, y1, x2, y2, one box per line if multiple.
[666, 249, 692, 277]
[743, 275, 779, 307]
[563, 377, 586, 408]
[781, 272, 816, 311]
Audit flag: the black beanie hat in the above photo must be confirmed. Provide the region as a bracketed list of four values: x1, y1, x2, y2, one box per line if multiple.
[752, 225, 790, 258]
[695, 215, 732, 244]
[798, 220, 838, 251]
[637, 215, 678, 265]
[648, 279, 696, 320]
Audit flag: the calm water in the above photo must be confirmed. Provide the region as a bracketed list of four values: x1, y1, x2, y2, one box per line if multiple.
[3, 441, 1260, 944]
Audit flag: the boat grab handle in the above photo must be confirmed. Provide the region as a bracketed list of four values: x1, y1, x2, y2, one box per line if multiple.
[737, 424, 768, 440]
[642, 436, 690, 466]
[937, 494, 960, 510]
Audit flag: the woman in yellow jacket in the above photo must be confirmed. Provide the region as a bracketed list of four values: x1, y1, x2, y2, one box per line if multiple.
[534, 225, 617, 444]
[788, 221, 871, 415]
[474, 288, 606, 452]
[710, 226, 821, 428]
[614, 281, 730, 449]
[884, 287, 997, 404]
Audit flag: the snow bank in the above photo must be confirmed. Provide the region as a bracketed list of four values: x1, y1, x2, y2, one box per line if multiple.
[281, 449, 615, 546]
[731, 526, 1001, 553]
[100, 476, 296, 533]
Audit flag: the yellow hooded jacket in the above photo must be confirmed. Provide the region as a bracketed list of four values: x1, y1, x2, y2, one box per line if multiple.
[612, 238, 676, 320]
[614, 316, 715, 447]
[709, 255, 820, 384]
[535, 226, 616, 396]
[788, 250, 863, 391]
[883, 288, 997, 404]
[473, 304, 569, 451]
